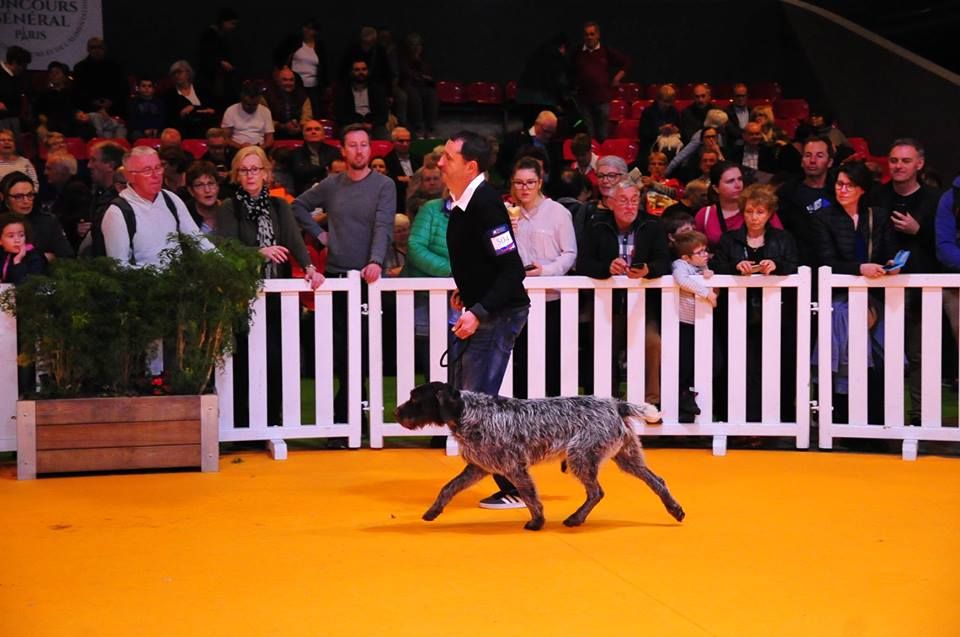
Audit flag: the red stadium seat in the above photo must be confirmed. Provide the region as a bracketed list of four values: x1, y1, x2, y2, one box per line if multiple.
[466, 81, 503, 105]
[847, 137, 871, 157]
[323, 139, 342, 149]
[182, 139, 208, 159]
[599, 138, 640, 164]
[712, 98, 732, 109]
[133, 137, 162, 150]
[712, 82, 736, 99]
[613, 119, 640, 139]
[608, 99, 628, 122]
[505, 80, 518, 101]
[775, 98, 809, 120]
[370, 140, 394, 158]
[562, 137, 600, 161]
[87, 137, 131, 156]
[621, 82, 642, 103]
[677, 83, 696, 99]
[644, 83, 660, 100]
[630, 99, 652, 119]
[674, 99, 693, 112]
[750, 81, 781, 100]
[64, 137, 89, 160]
[774, 118, 800, 140]
[272, 139, 304, 151]
[436, 81, 466, 104]
[611, 85, 627, 100]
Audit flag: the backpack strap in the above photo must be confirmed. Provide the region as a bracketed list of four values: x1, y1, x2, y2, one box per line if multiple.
[112, 191, 182, 265]
[159, 190, 181, 232]
[108, 197, 138, 266]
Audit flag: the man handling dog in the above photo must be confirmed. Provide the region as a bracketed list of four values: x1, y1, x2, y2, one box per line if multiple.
[438, 130, 531, 510]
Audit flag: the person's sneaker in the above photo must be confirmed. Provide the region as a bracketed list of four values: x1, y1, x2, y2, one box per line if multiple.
[478, 491, 526, 509]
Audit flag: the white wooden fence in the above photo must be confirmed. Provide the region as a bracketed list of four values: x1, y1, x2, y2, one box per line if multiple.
[367, 269, 813, 456]
[214, 273, 364, 456]
[4, 267, 960, 460]
[817, 267, 960, 460]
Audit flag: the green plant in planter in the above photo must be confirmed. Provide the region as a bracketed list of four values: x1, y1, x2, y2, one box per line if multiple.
[154, 235, 263, 395]
[0, 235, 263, 398]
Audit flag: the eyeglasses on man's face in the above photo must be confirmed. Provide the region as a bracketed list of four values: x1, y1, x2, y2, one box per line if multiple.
[128, 165, 164, 176]
[597, 172, 624, 182]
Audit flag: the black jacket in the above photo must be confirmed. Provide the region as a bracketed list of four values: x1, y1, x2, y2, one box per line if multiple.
[383, 149, 422, 204]
[777, 175, 836, 268]
[333, 82, 388, 128]
[576, 209, 671, 279]
[1, 248, 46, 284]
[812, 203, 896, 275]
[446, 181, 529, 319]
[868, 183, 940, 273]
[728, 144, 778, 175]
[290, 142, 341, 195]
[639, 104, 680, 153]
[710, 226, 799, 276]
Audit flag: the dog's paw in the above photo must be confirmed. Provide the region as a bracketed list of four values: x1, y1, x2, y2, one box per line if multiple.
[639, 403, 663, 423]
[422, 508, 442, 521]
[562, 515, 584, 527]
[524, 518, 545, 531]
[668, 502, 685, 522]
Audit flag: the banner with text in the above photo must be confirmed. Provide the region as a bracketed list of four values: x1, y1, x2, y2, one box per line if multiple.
[1, 0, 104, 69]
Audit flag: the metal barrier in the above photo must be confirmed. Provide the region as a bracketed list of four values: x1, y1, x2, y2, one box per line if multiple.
[817, 267, 960, 460]
[368, 269, 813, 456]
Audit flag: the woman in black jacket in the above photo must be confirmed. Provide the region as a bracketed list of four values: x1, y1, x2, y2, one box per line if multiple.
[712, 183, 798, 276]
[216, 145, 322, 427]
[813, 160, 899, 425]
[712, 183, 799, 422]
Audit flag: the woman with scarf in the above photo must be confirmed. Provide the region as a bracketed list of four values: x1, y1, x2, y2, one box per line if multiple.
[216, 145, 322, 426]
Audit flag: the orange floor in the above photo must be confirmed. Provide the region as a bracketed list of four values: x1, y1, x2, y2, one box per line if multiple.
[1, 446, 958, 637]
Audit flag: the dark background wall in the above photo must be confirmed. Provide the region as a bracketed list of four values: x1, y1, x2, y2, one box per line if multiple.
[96, 0, 958, 175]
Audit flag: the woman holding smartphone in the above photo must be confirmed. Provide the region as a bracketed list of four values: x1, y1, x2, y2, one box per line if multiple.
[507, 157, 577, 397]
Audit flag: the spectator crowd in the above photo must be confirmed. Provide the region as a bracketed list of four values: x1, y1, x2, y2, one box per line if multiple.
[2, 14, 958, 428]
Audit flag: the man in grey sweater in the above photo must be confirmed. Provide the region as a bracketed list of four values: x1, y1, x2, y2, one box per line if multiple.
[292, 123, 397, 423]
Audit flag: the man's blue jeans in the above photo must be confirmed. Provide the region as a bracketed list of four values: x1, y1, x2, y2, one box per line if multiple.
[450, 305, 529, 495]
[450, 305, 529, 395]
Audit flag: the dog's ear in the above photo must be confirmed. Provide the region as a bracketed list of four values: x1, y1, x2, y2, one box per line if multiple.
[435, 384, 463, 423]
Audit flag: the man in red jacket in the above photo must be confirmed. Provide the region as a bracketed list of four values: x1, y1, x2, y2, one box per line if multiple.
[573, 21, 631, 142]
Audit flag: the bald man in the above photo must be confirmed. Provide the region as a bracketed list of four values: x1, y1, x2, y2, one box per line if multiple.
[496, 110, 562, 183]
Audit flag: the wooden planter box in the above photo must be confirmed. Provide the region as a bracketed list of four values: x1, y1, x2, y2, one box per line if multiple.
[16, 395, 218, 479]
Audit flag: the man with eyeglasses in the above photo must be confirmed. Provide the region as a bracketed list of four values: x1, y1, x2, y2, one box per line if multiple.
[383, 126, 421, 205]
[100, 146, 210, 267]
[724, 83, 750, 145]
[680, 83, 716, 143]
[290, 119, 340, 195]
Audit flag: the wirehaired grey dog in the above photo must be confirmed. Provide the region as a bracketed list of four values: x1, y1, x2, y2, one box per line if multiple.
[394, 381, 686, 531]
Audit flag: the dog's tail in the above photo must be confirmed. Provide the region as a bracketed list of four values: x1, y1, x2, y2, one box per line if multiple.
[618, 400, 663, 425]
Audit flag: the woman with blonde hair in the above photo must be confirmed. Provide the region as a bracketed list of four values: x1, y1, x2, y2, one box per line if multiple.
[750, 103, 789, 145]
